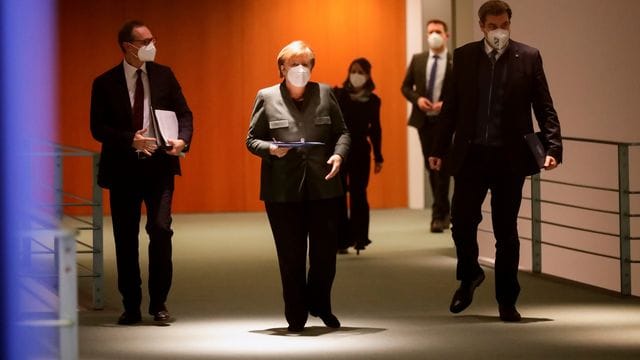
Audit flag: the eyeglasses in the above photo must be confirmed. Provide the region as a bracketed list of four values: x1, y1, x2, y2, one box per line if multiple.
[130, 37, 156, 46]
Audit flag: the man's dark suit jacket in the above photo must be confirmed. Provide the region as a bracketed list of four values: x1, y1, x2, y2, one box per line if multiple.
[401, 51, 453, 128]
[90, 62, 193, 188]
[246, 81, 350, 202]
[432, 40, 562, 176]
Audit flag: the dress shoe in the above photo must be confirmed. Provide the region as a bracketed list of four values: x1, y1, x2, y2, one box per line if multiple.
[449, 273, 486, 313]
[310, 311, 341, 328]
[287, 324, 305, 332]
[430, 219, 444, 233]
[149, 304, 171, 322]
[499, 305, 522, 322]
[117, 311, 142, 325]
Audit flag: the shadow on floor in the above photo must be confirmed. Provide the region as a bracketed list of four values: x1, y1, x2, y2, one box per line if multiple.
[250, 326, 387, 337]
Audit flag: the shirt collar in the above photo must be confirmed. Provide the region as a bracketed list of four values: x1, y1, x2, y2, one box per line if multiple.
[429, 48, 447, 59]
[483, 39, 509, 57]
[122, 60, 147, 79]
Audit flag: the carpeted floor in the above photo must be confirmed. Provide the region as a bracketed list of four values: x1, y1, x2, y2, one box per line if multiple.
[77, 209, 640, 359]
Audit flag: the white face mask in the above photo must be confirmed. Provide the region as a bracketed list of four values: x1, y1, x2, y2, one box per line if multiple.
[135, 42, 157, 62]
[349, 73, 367, 88]
[286, 65, 311, 88]
[486, 29, 510, 50]
[427, 33, 444, 49]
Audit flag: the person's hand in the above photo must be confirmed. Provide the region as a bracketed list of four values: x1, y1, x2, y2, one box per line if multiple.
[269, 143, 290, 158]
[325, 154, 343, 180]
[417, 97, 433, 112]
[165, 139, 186, 156]
[374, 162, 383, 174]
[428, 156, 442, 171]
[431, 101, 443, 112]
[544, 155, 558, 170]
[132, 128, 157, 156]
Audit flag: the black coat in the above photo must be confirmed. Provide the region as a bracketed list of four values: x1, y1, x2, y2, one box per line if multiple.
[90, 61, 193, 188]
[432, 40, 562, 176]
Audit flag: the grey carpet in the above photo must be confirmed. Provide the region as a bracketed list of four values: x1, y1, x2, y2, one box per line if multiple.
[78, 209, 640, 359]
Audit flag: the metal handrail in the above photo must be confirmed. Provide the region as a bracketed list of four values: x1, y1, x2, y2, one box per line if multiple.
[529, 136, 639, 295]
[39, 143, 104, 309]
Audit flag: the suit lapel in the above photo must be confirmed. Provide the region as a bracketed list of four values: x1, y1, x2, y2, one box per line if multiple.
[502, 42, 520, 101]
[114, 64, 133, 120]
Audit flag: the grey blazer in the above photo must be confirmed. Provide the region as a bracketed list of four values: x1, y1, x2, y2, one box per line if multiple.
[401, 51, 453, 128]
[246, 81, 351, 202]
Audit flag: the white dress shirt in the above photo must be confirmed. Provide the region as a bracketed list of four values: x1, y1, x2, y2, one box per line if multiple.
[426, 48, 448, 115]
[123, 60, 154, 137]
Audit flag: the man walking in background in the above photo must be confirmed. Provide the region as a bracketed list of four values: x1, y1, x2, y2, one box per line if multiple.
[402, 19, 452, 233]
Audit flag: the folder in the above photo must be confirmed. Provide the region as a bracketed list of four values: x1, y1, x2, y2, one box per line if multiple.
[524, 132, 546, 168]
[150, 108, 178, 150]
[272, 141, 324, 148]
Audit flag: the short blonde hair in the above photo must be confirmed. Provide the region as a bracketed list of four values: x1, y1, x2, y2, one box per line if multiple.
[276, 40, 315, 78]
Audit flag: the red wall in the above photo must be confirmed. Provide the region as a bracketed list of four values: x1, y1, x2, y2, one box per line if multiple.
[58, 0, 407, 213]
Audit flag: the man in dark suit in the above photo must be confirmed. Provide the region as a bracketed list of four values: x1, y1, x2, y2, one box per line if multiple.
[90, 20, 193, 325]
[402, 19, 453, 233]
[429, 0, 562, 322]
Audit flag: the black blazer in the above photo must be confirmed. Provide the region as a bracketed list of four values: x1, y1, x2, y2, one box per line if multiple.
[90, 61, 193, 188]
[401, 51, 453, 128]
[432, 40, 562, 176]
[246, 81, 350, 202]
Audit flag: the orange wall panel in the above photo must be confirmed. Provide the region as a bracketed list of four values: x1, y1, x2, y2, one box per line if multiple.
[58, 0, 407, 214]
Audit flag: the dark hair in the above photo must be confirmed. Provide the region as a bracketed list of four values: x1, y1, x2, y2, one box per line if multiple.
[426, 19, 448, 33]
[342, 57, 375, 92]
[478, 0, 512, 23]
[118, 20, 145, 53]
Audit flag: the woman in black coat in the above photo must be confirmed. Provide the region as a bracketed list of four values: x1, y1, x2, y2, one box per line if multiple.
[333, 58, 383, 254]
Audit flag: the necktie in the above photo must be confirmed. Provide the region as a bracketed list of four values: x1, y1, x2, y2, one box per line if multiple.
[426, 55, 439, 101]
[132, 69, 144, 130]
[489, 49, 498, 65]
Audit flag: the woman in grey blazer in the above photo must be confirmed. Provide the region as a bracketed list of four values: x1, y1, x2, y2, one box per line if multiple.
[246, 40, 350, 332]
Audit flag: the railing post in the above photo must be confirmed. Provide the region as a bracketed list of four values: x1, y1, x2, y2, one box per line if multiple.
[58, 231, 78, 360]
[54, 151, 63, 221]
[618, 144, 631, 295]
[531, 173, 542, 273]
[91, 152, 104, 309]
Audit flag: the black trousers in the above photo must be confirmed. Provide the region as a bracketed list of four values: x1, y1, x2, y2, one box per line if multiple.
[265, 198, 341, 326]
[338, 148, 371, 249]
[451, 145, 525, 306]
[418, 121, 451, 221]
[109, 168, 174, 314]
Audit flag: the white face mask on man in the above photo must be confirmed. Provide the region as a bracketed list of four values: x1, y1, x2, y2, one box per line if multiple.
[427, 33, 444, 50]
[133, 42, 157, 62]
[486, 29, 510, 50]
[286, 65, 311, 88]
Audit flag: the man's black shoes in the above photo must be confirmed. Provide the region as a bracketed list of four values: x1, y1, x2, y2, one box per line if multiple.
[117, 311, 142, 325]
[499, 305, 522, 322]
[150, 304, 172, 322]
[449, 273, 485, 313]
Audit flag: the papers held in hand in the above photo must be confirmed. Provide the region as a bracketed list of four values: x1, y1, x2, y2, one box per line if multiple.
[272, 140, 325, 148]
[151, 109, 178, 150]
[524, 132, 546, 168]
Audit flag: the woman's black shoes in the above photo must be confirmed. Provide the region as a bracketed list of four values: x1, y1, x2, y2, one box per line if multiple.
[354, 239, 372, 255]
[310, 311, 341, 328]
